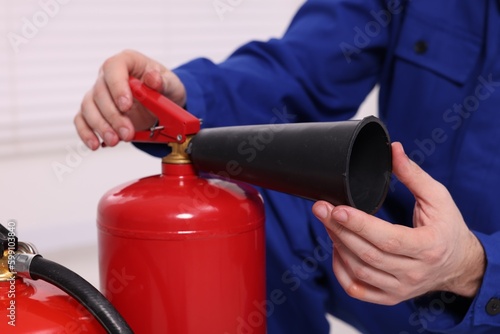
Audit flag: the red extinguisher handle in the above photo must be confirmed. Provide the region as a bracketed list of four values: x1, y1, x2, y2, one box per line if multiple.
[129, 77, 201, 144]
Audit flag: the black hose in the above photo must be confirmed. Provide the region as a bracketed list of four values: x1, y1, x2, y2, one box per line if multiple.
[28, 255, 133, 334]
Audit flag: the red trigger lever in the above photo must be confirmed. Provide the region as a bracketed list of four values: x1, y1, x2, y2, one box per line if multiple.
[128, 77, 200, 144]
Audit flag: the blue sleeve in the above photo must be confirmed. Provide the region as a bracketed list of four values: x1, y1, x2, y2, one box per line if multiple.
[173, 0, 392, 129]
[412, 231, 500, 333]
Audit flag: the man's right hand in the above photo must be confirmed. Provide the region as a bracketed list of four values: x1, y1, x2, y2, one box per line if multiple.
[74, 50, 187, 150]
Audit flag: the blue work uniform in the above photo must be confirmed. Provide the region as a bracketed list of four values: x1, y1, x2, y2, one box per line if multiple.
[139, 0, 500, 332]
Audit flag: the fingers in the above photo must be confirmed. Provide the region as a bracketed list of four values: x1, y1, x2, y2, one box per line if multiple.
[142, 68, 187, 106]
[391, 142, 448, 204]
[313, 201, 423, 258]
[332, 247, 400, 305]
[76, 50, 167, 149]
[78, 89, 120, 147]
[142, 65, 165, 91]
[332, 237, 401, 292]
[314, 202, 420, 305]
[94, 78, 135, 142]
[74, 111, 99, 151]
[101, 50, 148, 112]
[75, 51, 139, 148]
[101, 50, 175, 110]
[316, 203, 424, 281]
[162, 71, 187, 107]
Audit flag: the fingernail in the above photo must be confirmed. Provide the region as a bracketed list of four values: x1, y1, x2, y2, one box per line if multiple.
[397, 143, 410, 162]
[400, 145, 406, 155]
[313, 204, 329, 220]
[104, 132, 116, 145]
[119, 127, 130, 140]
[117, 96, 130, 111]
[86, 140, 96, 150]
[332, 209, 348, 223]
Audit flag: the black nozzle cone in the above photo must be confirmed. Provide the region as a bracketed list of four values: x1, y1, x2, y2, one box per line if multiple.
[188, 116, 391, 214]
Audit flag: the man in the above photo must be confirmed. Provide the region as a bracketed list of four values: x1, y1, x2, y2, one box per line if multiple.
[74, 0, 500, 332]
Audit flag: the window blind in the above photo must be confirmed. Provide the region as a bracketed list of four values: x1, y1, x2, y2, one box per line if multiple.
[0, 0, 303, 158]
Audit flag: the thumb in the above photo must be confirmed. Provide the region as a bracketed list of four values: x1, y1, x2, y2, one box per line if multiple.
[161, 71, 187, 107]
[391, 142, 443, 203]
[142, 68, 186, 108]
[142, 68, 164, 92]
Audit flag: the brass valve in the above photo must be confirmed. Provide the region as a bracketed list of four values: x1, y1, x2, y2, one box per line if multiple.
[0, 223, 38, 281]
[162, 136, 193, 164]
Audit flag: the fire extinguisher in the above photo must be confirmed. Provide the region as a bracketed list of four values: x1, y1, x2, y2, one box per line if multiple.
[98, 78, 392, 333]
[0, 223, 133, 333]
[98, 78, 266, 334]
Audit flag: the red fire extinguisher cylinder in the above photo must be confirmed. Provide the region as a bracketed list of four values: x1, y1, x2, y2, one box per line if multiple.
[98, 161, 266, 333]
[98, 79, 266, 333]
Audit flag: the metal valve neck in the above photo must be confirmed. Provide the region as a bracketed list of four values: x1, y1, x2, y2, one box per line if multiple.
[0, 242, 38, 281]
[162, 136, 193, 165]
[161, 136, 197, 176]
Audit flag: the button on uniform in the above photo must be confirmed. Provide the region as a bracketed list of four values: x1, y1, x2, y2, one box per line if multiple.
[486, 298, 500, 315]
[414, 40, 428, 54]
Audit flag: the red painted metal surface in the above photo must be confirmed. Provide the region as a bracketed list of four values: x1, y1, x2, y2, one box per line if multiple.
[97, 163, 266, 333]
[0, 278, 104, 333]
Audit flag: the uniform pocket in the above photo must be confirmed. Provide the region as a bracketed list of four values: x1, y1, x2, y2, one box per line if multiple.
[394, 12, 481, 85]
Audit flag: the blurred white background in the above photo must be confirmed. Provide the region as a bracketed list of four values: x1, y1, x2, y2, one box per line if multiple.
[0, 0, 377, 332]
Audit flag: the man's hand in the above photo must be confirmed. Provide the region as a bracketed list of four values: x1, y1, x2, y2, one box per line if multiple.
[312, 142, 485, 305]
[74, 50, 186, 150]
